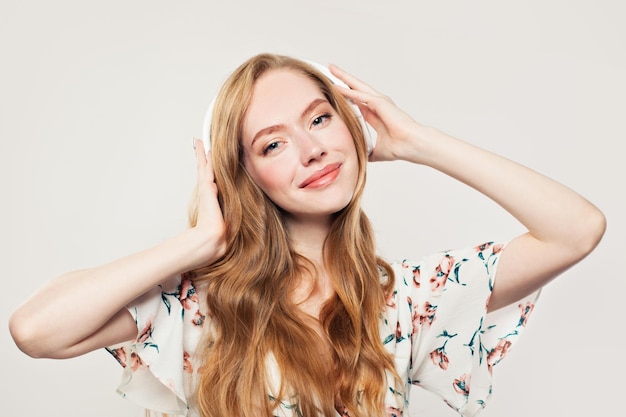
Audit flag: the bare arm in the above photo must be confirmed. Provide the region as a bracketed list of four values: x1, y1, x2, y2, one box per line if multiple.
[400, 129, 605, 310]
[9, 141, 225, 358]
[330, 64, 606, 311]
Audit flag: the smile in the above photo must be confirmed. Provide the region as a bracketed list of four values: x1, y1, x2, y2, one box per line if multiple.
[299, 163, 342, 189]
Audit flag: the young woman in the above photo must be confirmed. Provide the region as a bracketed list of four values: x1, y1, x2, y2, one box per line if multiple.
[9, 53, 605, 417]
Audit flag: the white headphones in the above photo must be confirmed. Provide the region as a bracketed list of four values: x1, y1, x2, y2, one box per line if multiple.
[201, 59, 376, 155]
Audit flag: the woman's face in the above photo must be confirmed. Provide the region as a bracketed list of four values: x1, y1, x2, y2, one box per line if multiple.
[241, 69, 358, 223]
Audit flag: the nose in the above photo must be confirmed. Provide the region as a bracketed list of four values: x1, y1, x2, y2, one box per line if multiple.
[297, 131, 326, 165]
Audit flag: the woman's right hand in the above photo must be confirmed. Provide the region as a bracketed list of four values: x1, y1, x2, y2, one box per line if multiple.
[9, 139, 228, 359]
[189, 139, 227, 269]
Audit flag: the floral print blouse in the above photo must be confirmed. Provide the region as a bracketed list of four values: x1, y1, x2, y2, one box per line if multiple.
[106, 242, 538, 417]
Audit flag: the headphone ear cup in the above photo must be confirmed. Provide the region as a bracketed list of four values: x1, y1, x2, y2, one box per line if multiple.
[201, 96, 216, 155]
[353, 104, 377, 155]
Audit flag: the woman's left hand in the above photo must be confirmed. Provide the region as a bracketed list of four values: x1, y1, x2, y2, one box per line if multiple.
[329, 64, 426, 163]
[330, 63, 606, 312]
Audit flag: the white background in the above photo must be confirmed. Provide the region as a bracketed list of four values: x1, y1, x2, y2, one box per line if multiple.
[1, 1, 624, 416]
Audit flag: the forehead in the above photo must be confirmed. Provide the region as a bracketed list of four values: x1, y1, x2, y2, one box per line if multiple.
[242, 69, 326, 141]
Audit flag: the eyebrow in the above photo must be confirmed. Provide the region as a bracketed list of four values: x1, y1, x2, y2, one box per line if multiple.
[250, 98, 328, 147]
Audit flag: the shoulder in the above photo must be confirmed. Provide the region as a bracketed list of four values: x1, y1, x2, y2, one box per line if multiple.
[388, 242, 505, 292]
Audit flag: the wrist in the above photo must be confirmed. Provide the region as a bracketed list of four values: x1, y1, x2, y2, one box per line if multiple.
[399, 124, 443, 164]
[180, 225, 226, 270]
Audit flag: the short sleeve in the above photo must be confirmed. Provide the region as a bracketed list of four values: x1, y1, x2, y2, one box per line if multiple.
[397, 242, 539, 416]
[105, 275, 193, 416]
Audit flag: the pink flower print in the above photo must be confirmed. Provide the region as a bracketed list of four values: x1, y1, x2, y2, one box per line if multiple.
[179, 278, 199, 310]
[476, 242, 489, 252]
[518, 301, 535, 327]
[386, 291, 397, 309]
[412, 266, 421, 288]
[487, 339, 512, 371]
[130, 352, 143, 371]
[395, 321, 406, 342]
[475, 242, 503, 256]
[411, 312, 420, 335]
[183, 351, 193, 374]
[109, 346, 128, 368]
[453, 373, 471, 396]
[191, 309, 206, 326]
[439, 255, 455, 274]
[420, 301, 437, 327]
[430, 347, 450, 370]
[136, 319, 153, 343]
[335, 405, 350, 417]
[475, 242, 504, 280]
[386, 405, 402, 417]
[430, 255, 454, 294]
[334, 394, 350, 416]
[412, 301, 437, 332]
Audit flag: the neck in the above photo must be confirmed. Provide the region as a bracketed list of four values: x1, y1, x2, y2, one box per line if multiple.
[285, 215, 333, 264]
[286, 215, 335, 318]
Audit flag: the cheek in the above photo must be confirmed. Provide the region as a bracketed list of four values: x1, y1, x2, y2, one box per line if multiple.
[335, 123, 357, 153]
[249, 162, 292, 196]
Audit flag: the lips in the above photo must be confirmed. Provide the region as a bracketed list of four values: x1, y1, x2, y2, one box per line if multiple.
[299, 163, 342, 189]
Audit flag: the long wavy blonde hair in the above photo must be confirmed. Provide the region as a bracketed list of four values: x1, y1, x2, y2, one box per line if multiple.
[188, 53, 400, 417]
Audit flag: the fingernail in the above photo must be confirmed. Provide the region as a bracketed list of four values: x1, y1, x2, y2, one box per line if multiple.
[192, 137, 197, 150]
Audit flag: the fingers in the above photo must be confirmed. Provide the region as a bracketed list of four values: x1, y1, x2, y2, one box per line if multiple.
[328, 64, 378, 95]
[327, 64, 391, 114]
[194, 137, 206, 161]
[333, 84, 375, 107]
[191, 139, 226, 260]
[193, 137, 222, 225]
[194, 138, 215, 184]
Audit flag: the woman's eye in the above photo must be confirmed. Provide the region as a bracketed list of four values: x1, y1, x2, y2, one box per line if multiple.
[262, 141, 280, 155]
[311, 113, 331, 128]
